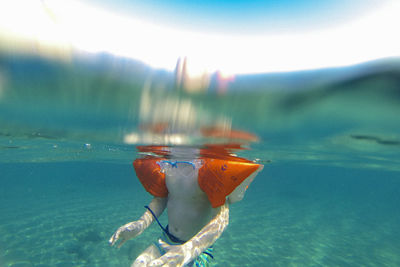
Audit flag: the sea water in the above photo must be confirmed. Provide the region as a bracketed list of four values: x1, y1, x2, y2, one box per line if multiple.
[0, 54, 400, 267]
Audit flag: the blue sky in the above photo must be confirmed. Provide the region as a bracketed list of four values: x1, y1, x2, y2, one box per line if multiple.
[91, 0, 387, 34]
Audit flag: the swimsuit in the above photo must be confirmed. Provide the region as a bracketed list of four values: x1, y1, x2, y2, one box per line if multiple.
[145, 205, 214, 267]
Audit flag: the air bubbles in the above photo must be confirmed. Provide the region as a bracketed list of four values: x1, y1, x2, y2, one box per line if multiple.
[84, 143, 92, 150]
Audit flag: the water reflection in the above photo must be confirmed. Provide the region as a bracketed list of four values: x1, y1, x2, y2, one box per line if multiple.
[174, 57, 235, 95]
[0, 49, 399, 170]
[124, 57, 253, 147]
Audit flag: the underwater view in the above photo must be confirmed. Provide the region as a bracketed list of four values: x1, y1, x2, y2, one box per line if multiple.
[1, 0, 400, 266]
[1, 53, 400, 267]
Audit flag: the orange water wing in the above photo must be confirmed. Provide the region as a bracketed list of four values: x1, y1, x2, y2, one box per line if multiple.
[198, 158, 260, 208]
[133, 157, 168, 197]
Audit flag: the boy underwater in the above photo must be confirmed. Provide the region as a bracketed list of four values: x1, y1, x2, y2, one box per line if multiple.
[110, 146, 263, 266]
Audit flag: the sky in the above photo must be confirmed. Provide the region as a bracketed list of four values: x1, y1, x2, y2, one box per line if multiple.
[91, 0, 386, 34]
[0, 0, 399, 74]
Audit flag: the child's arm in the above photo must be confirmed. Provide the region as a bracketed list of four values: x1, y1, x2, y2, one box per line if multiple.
[150, 202, 229, 266]
[109, 197, 167, 248]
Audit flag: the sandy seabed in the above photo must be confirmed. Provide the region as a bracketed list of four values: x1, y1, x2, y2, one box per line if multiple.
[1, 162, 399, 267]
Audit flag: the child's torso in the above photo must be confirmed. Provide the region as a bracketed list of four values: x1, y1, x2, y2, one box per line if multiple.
[164, 160, 213, 241]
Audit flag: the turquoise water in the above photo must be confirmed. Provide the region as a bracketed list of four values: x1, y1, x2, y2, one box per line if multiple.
[1, 54, 400, 267]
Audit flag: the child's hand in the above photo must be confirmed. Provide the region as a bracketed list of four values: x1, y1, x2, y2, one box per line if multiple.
[109, 220, 145, 248]
[148, 239, 187, 267]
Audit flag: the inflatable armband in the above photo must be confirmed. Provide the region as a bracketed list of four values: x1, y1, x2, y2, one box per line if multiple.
[133, 155, 263, 208]
[133, 157, 168, 197]
[198, 158, 262, 208]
